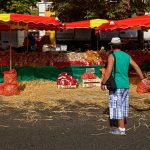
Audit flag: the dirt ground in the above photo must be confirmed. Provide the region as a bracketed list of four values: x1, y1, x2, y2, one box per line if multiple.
[0, 79, 150, 150]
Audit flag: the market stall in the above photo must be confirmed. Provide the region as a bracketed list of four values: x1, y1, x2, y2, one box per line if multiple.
[0, 14, 149, 86]
[63, 19, 109, 50]
[0, 65, 103, 83]
[96, 14, 150, 32]
[64, 19, 108, 29]
[96, 14, 150, 70]
[0, 13, 63, 69]
[0, 13, 62, 31]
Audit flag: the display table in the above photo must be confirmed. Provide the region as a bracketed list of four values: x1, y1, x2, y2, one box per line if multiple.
[0, 63, 149, 83]
[0, 65, 104, 83]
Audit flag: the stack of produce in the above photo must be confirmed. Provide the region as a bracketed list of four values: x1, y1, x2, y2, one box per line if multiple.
[0, 69, 20, 96]
[0, 49, 149, 68]
[11, 51, 104, 68]
[126, 50, 150, 64]
[85, 50, 105, 65]
[57, 72, 78, 88]
[81, 72, 101, 87]
[81, 72, 97, 80]
[85, 50, 100, 61]
[0, 57, 9, 67]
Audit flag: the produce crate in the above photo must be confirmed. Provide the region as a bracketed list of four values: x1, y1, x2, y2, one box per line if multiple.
[81, 78, 101, 87]
[57, 85, 77, 89]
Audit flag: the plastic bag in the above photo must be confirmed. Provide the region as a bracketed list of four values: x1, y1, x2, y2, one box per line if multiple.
[0, 84, 4, 95]
[136, 79, 150, 94]
[4, 69, 18, 85]
[3, 84, 20, 96]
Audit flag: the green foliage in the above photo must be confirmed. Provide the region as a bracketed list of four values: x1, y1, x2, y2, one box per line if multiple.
[130, 0, 150, 16]
[49, 0, 150, 22]
[50, 0, 108, 22]
[0, 0, 39, 14]
[107, 0, 131, 19]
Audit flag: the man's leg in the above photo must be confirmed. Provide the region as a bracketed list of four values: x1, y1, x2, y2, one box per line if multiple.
[110, 118, 126, 135]
[118, 119, 125, 128]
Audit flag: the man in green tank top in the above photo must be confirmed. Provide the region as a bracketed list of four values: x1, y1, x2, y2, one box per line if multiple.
[101, 37, 145, 135]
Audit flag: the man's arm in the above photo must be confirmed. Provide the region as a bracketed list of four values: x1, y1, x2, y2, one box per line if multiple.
[101, 54, 114, 85]
[130, 57, 145, 80]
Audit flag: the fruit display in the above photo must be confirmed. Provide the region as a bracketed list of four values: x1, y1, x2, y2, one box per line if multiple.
[57, 72, 78, 88]
[81, 72, 97, 79]
[0, 49, 149, 68]
[0, 50, 104, 68]
[126, 49, 150, 65]
[81, 72, 101, 87]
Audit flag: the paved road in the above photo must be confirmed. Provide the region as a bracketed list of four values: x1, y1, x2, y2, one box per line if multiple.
[0, 103, 150, 150]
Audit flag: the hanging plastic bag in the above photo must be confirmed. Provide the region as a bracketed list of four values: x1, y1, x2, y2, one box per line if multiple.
[136, 78, 150, 94]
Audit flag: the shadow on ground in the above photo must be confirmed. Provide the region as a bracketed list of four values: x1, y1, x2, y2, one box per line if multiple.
[0, 99, 150, 150]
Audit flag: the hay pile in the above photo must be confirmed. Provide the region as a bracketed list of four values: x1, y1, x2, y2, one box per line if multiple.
[0, 78, 149, 124]
[0, 77, 149, 112]
[1, 80, 108, 110]
[0, 80, 108, 123]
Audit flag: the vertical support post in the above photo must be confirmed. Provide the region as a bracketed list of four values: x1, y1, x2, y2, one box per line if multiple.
[9, 28, 12, 70]
[27, 28, 29, 52]
[97, 32, 99, 50]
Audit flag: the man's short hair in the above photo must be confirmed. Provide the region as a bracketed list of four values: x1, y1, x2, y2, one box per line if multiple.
[111, 44, 122, 49]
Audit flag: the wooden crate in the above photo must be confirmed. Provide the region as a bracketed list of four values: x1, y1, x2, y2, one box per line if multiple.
[81, 78, 101, 87]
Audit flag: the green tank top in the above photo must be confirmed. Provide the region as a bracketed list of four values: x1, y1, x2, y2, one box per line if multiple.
[111, 51, 130, 89]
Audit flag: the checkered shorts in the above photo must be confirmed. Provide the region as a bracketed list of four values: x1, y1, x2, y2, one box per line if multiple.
[109, 89, 129, 119]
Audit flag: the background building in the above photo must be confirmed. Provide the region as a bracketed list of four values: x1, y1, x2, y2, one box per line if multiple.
[37, 0, 53, 37]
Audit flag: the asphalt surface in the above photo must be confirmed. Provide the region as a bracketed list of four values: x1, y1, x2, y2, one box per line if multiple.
[0, 102, 150, 150]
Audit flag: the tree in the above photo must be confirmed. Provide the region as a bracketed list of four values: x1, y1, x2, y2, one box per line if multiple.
[0, 0, 39, 15]
[49, 0, 108, 22]
[130, 0, 149, 16]
[49, 0, 150, 22]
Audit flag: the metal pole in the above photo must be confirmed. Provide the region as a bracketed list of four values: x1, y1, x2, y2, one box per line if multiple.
[27, 28, 29, 52]
[97, 32, 99, 50]
[9, 28, 12, 70]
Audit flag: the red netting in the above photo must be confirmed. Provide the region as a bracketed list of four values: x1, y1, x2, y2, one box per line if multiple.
[0, 84, 4, 95]
[136, 79, 150, 94]
[1, 69, 20, 96]
[4, 69, 18, 85]
[3, 84, 20, 96]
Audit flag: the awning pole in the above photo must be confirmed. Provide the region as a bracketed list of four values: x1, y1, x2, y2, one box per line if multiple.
[27, 27, 29, 52]
[9, 28, 12, 70]
[97, 32, 99, 50]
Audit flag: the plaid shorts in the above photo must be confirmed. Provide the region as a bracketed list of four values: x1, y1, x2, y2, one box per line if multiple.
[109, 89, 129, 119]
